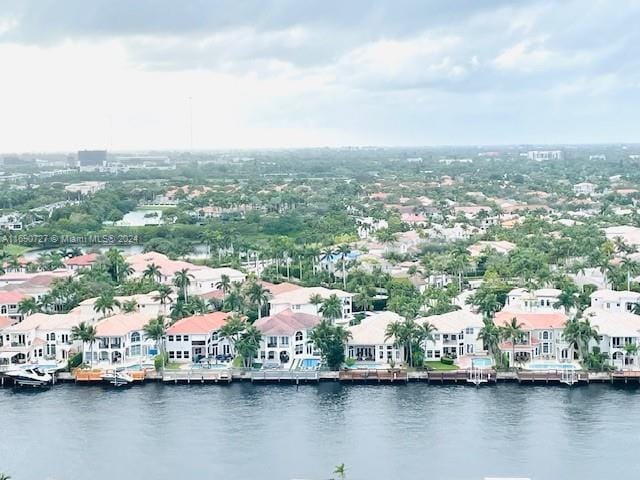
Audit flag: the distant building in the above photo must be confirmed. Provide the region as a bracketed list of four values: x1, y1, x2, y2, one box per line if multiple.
[573, 182, 596, 196]
[77, 150, 107, 170]
[526, 150, 563, 161]
[64, 181, 106, 196]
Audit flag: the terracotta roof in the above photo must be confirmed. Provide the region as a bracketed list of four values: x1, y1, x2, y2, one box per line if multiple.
[261, 281, 301, 296]
[167, 312, 230, 334]
[0, 316, 13, 329]
[94, 312, 156, 337]
[0, 291, 27, 304]
[64, 253, 99, 266]
[254, 309, 320, 336]
[200, 289, 225, 300]
[495, 310, 566, 330]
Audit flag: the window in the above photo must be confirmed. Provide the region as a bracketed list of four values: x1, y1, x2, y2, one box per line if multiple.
[465, 328, 474, 335]
[131, 345, 141, 356]
[543, 344, 549, 354]
[184, 351, 190, 358]
[176, 335, 182, 341]
[267, 336, 277, 348]
[1, 306, 6, 314]
[426, 350, 433, 358]
[131, 332, 140, 343]
[268, 351, 275, 360]
[169, 351, 175, 359]
[295, 331, 303, 342]
[542, 331, 549, 340]
[379, 349, 384, 359]
[434, 350, 441, 358]
[280, 336, 289, 346]
[434, 334, 440, 340]
[168, 335, 174, 341]
[176, 351, 182, 359]
[295, 344, 303, 355]
[183, 335, 189, 341]
[49, 332, 55, 341]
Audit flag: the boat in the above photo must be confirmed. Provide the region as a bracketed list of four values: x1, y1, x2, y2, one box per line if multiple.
[4, 367, 53, 387]
[100, 369, 134, 387]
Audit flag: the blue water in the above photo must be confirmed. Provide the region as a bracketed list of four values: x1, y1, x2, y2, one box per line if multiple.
[472, 357, 492, 368]
[2, 383, 640, 479]
[300, 358, 320, 369]
[347, 362, 381, 369]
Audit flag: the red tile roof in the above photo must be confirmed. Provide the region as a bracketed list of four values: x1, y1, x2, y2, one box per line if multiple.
[167, 312, 230, 334]
[261, 281, 301, 296]
[254, 308, 320, 336]
[64, 253, 99, 266]
[0, 316, 13, 329]
[495, 310, 567, 330]
[0, 291, 27, 304]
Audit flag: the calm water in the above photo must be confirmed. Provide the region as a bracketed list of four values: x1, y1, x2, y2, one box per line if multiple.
[1, 383, 638, 480]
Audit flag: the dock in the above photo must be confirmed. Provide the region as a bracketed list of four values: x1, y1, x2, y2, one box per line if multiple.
[338, 368, 408, 383]
[516, 370, 589, 386]
[611, 371, 640, 384]
[250, 370, 320, 383]
[162, 369, 232, 384]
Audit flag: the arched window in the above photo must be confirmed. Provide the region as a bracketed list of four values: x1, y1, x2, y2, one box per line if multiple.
[1, 306, 6, 314]
[131, 332, 141, 343]
[295, 331, 303, 342]
[542, 331, 549, 340]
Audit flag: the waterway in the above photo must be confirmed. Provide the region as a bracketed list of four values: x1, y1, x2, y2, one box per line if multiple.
[1, 382, 638, 479]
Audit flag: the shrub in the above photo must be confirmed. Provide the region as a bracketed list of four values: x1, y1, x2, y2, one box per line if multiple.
[345, 357, 356, 367]
[68, 352, 83, 371]
[154, 352, 168, 371]
[441, 356, 455, 365]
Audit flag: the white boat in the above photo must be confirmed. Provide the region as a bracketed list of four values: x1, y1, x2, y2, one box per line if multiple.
[100, 369, 134, 386]
[4, 367, 53, 387]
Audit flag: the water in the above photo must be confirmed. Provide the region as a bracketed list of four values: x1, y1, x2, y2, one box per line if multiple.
[1, 383, 639, 480]
[525, 362, 577, 370]
[472, 357, 492, 368]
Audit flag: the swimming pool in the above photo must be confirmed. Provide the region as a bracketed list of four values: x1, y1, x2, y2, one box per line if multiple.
[347, 362, 382, 370]
[187, 363, 229, 370]
[300, 358, 320, 369]
[525, 362, 578, 371]
[472, 357, 492, 368]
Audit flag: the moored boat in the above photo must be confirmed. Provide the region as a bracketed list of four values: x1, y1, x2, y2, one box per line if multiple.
[4, 367, 53, 387]
[100, 369, 134, 387]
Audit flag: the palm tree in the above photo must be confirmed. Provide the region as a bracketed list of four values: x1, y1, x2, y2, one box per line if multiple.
[121, 298, 138, 313]
[93, 293, 121, 319]
[234, 325, 262, 367]
[354, 286, 374, 312]
[309, 293, 324, 315]
[219, 313, 247, 355]
[554, 287, 578, 315]
[143, 263, 162, 283]
[245, 281, 272, 320]
[173, 268, 194, 301]
[422, 321, 437, 342]
[563, 315, 601, 364]
[477, 317, 503, 367]
[623, 342, 639, 369]
[632, 302, 640, 316]
[501, 317, 525, 368]
[18, 297, 40, 316]
[71, 321, 97, 366]
[334, 463, 346, 480]
[216, 274, 231, 295]
[0, 473, 11, 480]
[319, 294, 343, 323]
[143, 316, 167, 368]
[105, 248, 132, 283]
[153, 284, 173, 315]
[336, 244, 351, 289]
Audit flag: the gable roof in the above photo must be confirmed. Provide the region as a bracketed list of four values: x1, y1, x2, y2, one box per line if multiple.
[94, 311, 156, 337]
[0, 291, 28, 304]
[494, 310, 566, 330]
[254, 309, 320, 336]
[347, 311, 404, 345]
[64, 253, 99, 267]
[167, 312, 230, 335]
[270, 286, 352, 306]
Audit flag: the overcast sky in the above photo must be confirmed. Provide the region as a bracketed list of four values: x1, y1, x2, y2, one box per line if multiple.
[1, 0, 639, 152]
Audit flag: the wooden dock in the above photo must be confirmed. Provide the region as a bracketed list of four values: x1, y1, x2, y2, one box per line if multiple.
[73, 368, 147, 383]
[162, 369, 232, 384]
[611, 371, 640, 384]
[420, 369, 498, 385]
[250, 370, 319, 383]
[338, 369, 408, 383]
[517, 370, 589, 385]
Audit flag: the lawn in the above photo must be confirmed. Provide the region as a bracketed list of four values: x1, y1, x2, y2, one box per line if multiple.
[425, 361, 459, 371]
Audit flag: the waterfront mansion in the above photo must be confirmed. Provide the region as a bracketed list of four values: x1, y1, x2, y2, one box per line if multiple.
[268, 286, 353, 324]
[421, 309, 484, 360]
[165, 312, 232, 363]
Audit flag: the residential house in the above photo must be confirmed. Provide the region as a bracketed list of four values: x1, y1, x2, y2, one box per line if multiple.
[166, 312, 231, 363]
[85, 311, 157, 365]
[495, 310, 570, 364]
[573, 182, 596, 196]
[269, 287, 354, 324]
[590, 289, 640, 313]
[468, 240, 516, 258]
[64, 253, 99, 271]
[254, 309, 321, 367]
[585, 307, 640, 369]
[503, 288, 568, 314]
[422, 310, 484, 360]
[346, 311, 404, 364]
[0, 291, 29, 324]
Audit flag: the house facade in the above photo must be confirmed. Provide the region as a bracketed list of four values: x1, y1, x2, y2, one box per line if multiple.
[422, 310, 484, 360]
[269, 287, 354, 324]
[165, 312, 231, 363]
[590, 289, 640, 314]
[346, 311, 404, 364]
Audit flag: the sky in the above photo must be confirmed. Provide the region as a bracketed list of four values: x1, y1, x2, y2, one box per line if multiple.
[0, 0, 639, 152]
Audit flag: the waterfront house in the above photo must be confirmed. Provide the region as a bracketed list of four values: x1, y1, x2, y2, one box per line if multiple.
[75, 292, 170, 322]
[585, 308, 640, 369]
[253, 309, 321, 367]
[269, 286, 353, 324]
[85, 311, 157, 365]
[0, 312, 89, 366]
[495, 311, 570, 364]
[166, 312, 231, 363]
[346, 311, 404, 364]
[503, 288, 570, 315]
[421, 309, 485, 360]
[0, 291, 29, 324]
[64, 253, 99, 271]
[590, 289, 640, 313]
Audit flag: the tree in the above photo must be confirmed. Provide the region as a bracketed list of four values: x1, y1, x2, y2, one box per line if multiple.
[218, 313, 247, 355]
[143, 316, 167, 369]
[319, 294, 343, 323]
[71, 321, 97, 366]
[309, 319, 352, 370]
[142, 263, 162, 283]
[105, 248, 133, 283]
[563, 315, 601, 364]
[334, 463, 346, 480]
[234, 325, 262, 368]
[354, 286, 374, 312]
[309, 293, 323, 315]
[216, 274, 231, 299]
[477, 317, 503, 367]
[501, 317, 524, 368]
[18, 297, 40, 316]
[336, 244, 351, 289]
[554, 286, 578, 314]
[0, 473, 11, 480]
[245, 281, 272, 320]
[93, 293, 121, 319]
[623, 342, 638, 369]
[121, 298, 139, 313]
[173, 268, 194, 301]
[153, 284, 173, 315]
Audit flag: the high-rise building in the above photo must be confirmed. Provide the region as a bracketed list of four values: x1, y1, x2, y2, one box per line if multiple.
[77, 150, 107, 169]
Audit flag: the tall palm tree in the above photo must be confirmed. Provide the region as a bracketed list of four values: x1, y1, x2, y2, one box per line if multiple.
[219, 313, 247, 355]
[153, 284, 173, 315]
[336, 244, 351, 289]
[93, 293, 121, 319]
[623, 342, 639, 369]
[563, 315, 601, 364]
[216, 274, 231, 295]
[245, 281, 272, 320]
[71, 321, 97, 366]
[234, 325, 262, 367]
[309, 293, 324, 315]
[501, 317, 525, 368]
[334, 463, 346, 480]
[319, 294, 343, 323]
[143, 316, 167, 369]
[173, 268, 194, 301]
[477, 317, 502, 367]
[143, 263, 162, 283]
